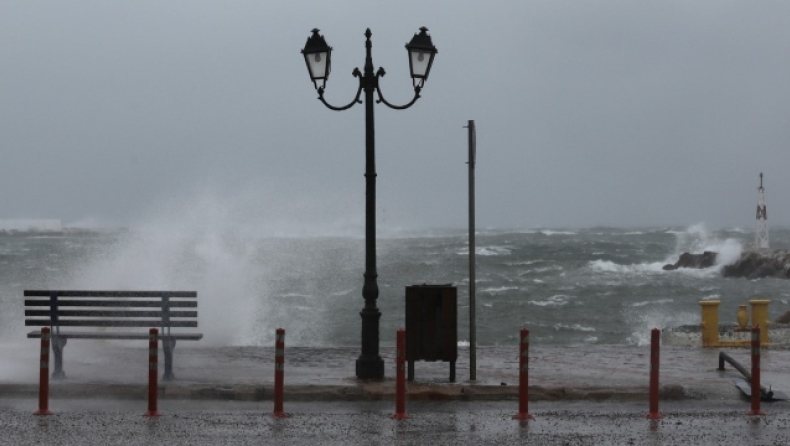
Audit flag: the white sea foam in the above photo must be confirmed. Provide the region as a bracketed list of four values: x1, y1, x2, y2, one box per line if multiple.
[505, 260, 542, 266]
[534, 266, 564, 273]
[481, 286, 518, 294]
[528, 294, 572, 307]
[457, 246, 512, 256]
[540, 230, 576, 236]
[588, 260, 666, 274]
[554, 323, 596, 332]
[630, 298, 674, 307]
[701, 294, 721, 301]
[533, 279, 545, 284]
[279, 293, 312, 299]
[588, 258, 720, 278]
[457, 340, 470, 347]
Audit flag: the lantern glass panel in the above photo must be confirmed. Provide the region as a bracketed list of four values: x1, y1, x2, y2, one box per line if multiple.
[306, 51, 329, 80]
[409, 49, 431, 78]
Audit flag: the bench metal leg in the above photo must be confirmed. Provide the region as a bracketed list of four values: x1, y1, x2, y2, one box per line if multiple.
[51, 336, 67, 380]
[449, 360, 456, 383]
[162, 337, 176, 381]
[407, 360, 414, 381]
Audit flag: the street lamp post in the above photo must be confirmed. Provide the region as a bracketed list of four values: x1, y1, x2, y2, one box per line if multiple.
[301, 27, 437, 379]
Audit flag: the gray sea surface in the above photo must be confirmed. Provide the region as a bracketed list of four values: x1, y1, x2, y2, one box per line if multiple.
[1, 224, 789, 348]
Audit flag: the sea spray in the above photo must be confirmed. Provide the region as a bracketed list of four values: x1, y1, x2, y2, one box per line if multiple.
[712, 238, 743, 268]
[671, 222, 713, 255]
[626, 309, 698, 346]
[67, 224, 263, 346]
[63, 187, 364, 347]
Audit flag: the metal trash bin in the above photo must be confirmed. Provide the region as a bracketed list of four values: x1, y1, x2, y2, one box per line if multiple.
[405, 284, 457, 382]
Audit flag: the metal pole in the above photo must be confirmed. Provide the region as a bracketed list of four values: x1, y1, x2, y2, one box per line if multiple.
[392, 329, 409, 419]
[512, 328, 533, 420]
[356, 28, 384, 379]
[646, 328, 663, 419]
[748, 326, 765, 416]
[34, 327, 53, 416]
[718, 351, 773, 398]
[465, 120, 476, 382]
[271, 328, 290, 417]
[309, 28, 429, 380]
[144, 328, 160, 417]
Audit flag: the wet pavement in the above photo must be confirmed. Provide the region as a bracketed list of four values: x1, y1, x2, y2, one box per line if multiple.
[2, 341, 790, 402]
[2, 399, 790, 446]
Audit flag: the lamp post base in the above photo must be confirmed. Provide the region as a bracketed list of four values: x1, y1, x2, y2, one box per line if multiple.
[356, 356, 384, 380]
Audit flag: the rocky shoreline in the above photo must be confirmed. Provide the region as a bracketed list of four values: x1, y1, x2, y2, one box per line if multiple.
[663, 249, 790, 280]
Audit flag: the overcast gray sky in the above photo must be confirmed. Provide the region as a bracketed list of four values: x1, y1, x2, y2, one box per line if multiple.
[1, 1, 789, 233]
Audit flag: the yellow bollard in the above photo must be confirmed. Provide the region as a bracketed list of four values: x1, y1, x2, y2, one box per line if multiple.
[699, 300, 720, 347]
[749, 299, 770, 345]
[736, 305, 749, 330]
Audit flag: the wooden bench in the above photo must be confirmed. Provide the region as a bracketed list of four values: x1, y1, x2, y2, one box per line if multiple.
[25, 290, 202, 381]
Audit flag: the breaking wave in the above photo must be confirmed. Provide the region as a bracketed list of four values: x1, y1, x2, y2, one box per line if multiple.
[528, 294, 573, 307]
[456, 246, 512, 256]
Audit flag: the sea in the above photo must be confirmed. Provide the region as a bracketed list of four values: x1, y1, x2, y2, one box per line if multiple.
[1, 223, 788, 348]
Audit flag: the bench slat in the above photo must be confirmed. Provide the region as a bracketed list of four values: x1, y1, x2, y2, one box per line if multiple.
[24, 290, 197, 298]
[25, 299, 197, 308]
[25, 320, 198, 328]
[27, 331, 203, 340]
[25, 310, 198, 318]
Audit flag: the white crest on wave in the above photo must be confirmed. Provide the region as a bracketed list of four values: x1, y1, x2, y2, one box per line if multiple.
[528, 294, 573, 307]
[553, 323, 596, 332]
[540, 230, 577, 236]
[456, 246, 512, 256]
[630, 298, 674, 307]
[481, 286, 519, 294]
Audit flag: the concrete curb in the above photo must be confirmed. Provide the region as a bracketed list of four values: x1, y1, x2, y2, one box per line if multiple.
[0, 383, 692, 402]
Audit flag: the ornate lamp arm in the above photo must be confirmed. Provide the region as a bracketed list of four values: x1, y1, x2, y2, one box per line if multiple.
[317, 68, 364, 111]
[374, 68, 422, 110]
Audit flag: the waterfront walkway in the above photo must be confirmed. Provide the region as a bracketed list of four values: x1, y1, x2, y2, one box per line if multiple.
[2, 341, 789, 402]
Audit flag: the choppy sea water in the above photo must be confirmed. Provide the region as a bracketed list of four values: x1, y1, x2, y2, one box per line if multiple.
[1, 224, 789, 348]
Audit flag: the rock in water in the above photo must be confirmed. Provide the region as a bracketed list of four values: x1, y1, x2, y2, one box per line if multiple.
[662, 251, 717, 271]
[660, 248, 790, 280]
[776, 311, 790, 324]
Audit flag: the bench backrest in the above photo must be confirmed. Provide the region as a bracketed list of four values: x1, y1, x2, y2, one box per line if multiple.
[24, 290, 198, 336]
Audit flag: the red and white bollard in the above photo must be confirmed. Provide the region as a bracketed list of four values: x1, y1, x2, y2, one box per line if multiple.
[646, 328, 664, 419]
[271, 328, 290, 418]
[143, 328, 161, 417]
[392, 329, 409, 420]
[513, 328, 534, 420]
[748, 326, 765, 416]
[34, 327, 53, 416]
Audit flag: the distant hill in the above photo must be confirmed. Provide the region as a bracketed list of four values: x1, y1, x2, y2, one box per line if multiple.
[0, 219, 61, 232]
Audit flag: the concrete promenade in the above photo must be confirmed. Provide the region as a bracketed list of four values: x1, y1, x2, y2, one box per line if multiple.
[2, 341, 789, 402]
